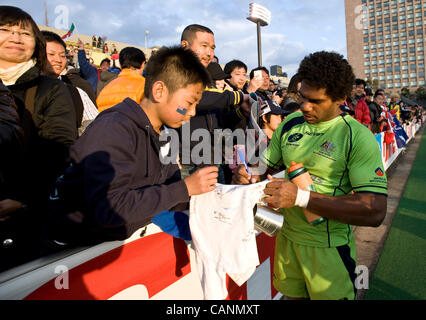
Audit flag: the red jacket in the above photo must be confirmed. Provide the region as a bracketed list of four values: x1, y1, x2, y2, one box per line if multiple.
[354, 96, 371, 127]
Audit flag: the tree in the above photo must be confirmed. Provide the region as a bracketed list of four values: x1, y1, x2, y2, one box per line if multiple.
[415, 86, 426, 101]
[366, 77, 379, 92]
[400, 87, 411, 98]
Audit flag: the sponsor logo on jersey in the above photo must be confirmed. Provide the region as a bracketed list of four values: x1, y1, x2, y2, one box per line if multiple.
[288, 133, 303, 143]
[305, 131, 324, 137]
[375, 167, 384, 176]
[319, 141, 336, 156]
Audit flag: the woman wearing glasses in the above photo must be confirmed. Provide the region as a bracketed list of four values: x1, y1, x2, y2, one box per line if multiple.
[0, 6, 77, 270]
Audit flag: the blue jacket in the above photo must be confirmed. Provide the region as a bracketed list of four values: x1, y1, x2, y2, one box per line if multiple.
[78, 50, 98, 93]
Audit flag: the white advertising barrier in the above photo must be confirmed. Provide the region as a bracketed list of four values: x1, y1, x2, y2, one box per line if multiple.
[0, 119, 423, 300]
[375, 119, 422, 171]
[0, 220, 280, 300]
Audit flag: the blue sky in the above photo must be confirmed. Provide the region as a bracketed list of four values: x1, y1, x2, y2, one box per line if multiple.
[7, 0, 347, 77]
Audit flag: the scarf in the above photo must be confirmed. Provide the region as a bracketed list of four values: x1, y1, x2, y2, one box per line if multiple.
[0, 59, 36, 86]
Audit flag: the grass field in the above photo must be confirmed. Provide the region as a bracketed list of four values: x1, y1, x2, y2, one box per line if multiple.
[365, 127, 426, 300]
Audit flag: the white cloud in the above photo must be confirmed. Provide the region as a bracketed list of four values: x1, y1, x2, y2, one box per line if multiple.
[11, 0, 346, 76]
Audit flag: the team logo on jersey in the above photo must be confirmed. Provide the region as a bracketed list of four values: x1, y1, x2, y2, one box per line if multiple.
[319, 141, 336, 156]
[288, 133, 303, 142]
[375, 167, 384, 176]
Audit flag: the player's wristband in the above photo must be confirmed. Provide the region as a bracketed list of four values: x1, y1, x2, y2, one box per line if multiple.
[295, 188, 310, 208]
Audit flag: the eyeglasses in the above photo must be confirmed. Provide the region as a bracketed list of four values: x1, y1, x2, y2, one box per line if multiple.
[0, 27, 34, 40]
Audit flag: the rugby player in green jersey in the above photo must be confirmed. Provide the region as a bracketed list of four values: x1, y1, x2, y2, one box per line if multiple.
[233, 51, 387, 300]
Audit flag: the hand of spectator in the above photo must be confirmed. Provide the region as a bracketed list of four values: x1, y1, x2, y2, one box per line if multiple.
[263, 175, 298, 209]
[271, 91, 284, 105]
[0, 199, 24, 222]
[77, 38, 84, 50]
[184, 166, 218, 196]
[224, 82, 233, 91]
[246, 78, 263, 93]
[232, 164, 259, 185]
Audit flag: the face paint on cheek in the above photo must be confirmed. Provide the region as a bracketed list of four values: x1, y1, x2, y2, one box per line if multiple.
[176, 106, 188, 115]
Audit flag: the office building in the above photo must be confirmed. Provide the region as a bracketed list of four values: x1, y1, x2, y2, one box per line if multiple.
[345, 0, 426, 94]
[270, 65, 283, 76]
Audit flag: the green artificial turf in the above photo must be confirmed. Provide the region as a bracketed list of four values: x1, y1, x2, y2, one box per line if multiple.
[365, 128, 426, 300]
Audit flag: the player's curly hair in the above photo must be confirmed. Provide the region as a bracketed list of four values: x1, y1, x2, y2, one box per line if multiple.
[297, 51, 355, 102]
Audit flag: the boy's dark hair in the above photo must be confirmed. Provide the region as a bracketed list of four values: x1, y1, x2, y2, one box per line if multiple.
[119, 47, 146, 69]
[375, 88, 385, 96]
[297, 51, 355, 102]
[100, 58, 111, 66]
[374, 91, 384, 98]
[41, 30, 66, 50]
[355, 78, 366, 88]
[181, 24, 214, 46]
[224, 59, 247, 75]
[144, 46, 211, 100]
[249, 66, 269, 80]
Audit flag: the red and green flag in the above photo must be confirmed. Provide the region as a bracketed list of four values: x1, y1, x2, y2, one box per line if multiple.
[61, 23, 75, 40]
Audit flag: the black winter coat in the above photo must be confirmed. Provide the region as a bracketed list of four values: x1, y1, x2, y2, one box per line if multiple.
[6, 66, 77, 208]
[0, 80, 23, 200]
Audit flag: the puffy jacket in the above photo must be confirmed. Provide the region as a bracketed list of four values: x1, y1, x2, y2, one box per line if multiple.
[6, 66, 77, 207]
[354, 96, 371, 127]
[96, 69, 144, 112]
[0, 80, 23, 200]
[0, 80, 22, 144]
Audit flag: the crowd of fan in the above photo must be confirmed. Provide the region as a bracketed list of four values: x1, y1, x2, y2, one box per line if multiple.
[0, 6, 424, 272]
[341, 78, 424, 135]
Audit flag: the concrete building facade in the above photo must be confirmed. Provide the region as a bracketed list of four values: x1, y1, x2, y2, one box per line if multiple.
[345, 0, 426, 94]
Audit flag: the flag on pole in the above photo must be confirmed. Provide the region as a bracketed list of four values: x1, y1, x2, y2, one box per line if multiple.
[61, 23, 75, 40]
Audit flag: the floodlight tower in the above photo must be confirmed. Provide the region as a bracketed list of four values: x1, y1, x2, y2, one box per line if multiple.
[145, 30, 150, 49]
[247, 3, 271, 67]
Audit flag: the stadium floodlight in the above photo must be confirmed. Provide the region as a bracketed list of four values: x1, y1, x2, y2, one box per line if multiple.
[247, 3, 271, 67]
[145, 30, 150, 49]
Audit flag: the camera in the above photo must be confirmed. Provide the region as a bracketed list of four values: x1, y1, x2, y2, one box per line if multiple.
[275, 88, 284, 98]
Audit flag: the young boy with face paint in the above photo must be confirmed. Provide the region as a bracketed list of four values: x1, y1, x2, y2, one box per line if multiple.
[47, 47, 217, 245]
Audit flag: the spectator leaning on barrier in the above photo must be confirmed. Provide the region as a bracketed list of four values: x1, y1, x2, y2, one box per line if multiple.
[368, 90, 386, 134]
[97, 47, 146, 112]
[178, 24, 251, 181]
[365, 86, 373, 104]
[47, 46, 217, 246]
[353, 79, 371, 128]
[0, 6, 77, 266]
[388, 93, 401, 121]
[233, 51, 387, 300]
